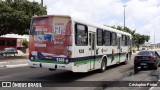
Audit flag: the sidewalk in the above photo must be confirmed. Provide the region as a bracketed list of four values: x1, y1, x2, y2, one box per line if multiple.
[0, 50, 29, 68]
[0, 59, 28, 68]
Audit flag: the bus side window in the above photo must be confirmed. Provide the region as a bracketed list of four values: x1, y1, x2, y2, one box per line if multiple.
[103, 30, 111, 46]
[112, 32, 117, 46]
[75, 23, 88, 46]
[125, 35, 128, 46]
[127, 36, 130, 46]
[121, 35, 126, 46]
[97, 29, 103, 46]
[89, 33, 91, 45]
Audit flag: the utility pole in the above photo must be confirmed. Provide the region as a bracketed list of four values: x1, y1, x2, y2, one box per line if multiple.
[154, 27, 156, 48]
[41, 0, 43, 6]
[123, 5, 127, 30]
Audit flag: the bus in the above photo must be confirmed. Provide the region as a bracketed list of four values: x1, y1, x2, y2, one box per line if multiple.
[28, 15, 132, 72]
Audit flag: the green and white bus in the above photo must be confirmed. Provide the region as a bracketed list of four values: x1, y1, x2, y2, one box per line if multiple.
[28, 15, 132, 72]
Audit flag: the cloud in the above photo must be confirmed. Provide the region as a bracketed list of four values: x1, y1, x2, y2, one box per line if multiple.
[125, 0, 160, 43]
[32, 0, 160, 44]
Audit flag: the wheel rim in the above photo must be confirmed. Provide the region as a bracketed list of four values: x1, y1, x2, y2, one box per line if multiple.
[102, 61, 105, 71]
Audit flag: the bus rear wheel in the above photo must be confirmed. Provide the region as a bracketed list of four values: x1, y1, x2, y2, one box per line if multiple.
[123, 54, 128, 65]
[100, 59, 106, 72]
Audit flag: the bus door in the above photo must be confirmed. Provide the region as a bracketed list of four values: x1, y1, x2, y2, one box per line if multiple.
[117, 37, 122, 63]
[89, 32, 96, 70]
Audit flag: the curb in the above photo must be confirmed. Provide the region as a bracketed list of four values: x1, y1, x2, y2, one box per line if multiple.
[0, 62, 7, 64]
[0, 64, 28, 68]
[0, 55, 28, 60]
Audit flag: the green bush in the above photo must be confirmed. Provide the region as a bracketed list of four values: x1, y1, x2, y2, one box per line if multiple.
[22, 40, 29, 48]
[132, 48, 136, 53]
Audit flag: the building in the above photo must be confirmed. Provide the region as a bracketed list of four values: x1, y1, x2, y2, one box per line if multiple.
[156, 43, 160, 48]
[0, 34, 29, 50]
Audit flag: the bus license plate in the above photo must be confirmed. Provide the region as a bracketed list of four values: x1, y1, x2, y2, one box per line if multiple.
[140, 63, 147, 65]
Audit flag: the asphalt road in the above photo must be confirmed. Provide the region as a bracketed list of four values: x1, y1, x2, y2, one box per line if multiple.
[0, 52, 160, 90]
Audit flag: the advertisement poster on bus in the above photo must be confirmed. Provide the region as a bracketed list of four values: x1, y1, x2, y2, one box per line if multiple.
[29, 16, 72, 57]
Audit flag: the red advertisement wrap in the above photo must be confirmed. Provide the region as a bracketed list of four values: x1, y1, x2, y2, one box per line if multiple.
[29, 16, 72, 56]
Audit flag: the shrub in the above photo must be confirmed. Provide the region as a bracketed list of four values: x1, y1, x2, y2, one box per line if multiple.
[22, 40, 29, 48]
[132, 48, 136, 53]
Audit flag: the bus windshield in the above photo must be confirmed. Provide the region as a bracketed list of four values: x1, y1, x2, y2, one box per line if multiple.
[30, 17, 53, 42]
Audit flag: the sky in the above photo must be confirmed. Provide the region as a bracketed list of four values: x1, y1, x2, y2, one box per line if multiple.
[31, 0, 160, 44]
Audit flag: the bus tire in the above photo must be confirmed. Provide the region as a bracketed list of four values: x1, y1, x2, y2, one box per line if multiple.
[100, 58, 106, 73]
[123, 54, 128, 65]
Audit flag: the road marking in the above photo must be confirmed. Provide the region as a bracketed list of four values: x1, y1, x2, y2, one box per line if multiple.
[149, 79, 160, 90]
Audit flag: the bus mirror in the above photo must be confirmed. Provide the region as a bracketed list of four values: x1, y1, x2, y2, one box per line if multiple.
[30, 27, 36, 35]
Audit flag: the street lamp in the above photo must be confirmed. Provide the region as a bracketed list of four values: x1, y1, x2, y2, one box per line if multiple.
[41, 0, 43, 6]
[154, 27, 156, 48]
[123, 5, 127, 30]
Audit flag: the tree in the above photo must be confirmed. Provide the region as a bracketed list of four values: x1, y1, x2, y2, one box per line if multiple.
[133, 34, 147, 50]
[22, 39, 29, 48]
[0, 0, 47, 35]
[110, 25, 150, 50]
[112, 26, 136, 36]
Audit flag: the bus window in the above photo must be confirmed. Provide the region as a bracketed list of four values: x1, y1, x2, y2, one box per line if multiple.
[97, 29, 103, 46]
[104, 31, 111, 46]
[121, 35, 125, 46]
[89, 33, 91, 45]
[122, 35, 129, 46]
[127, 36, 130, 46]
[75, 24, 88, 46]
[112, 32, 117, 46]
[125, 36, 128, 46]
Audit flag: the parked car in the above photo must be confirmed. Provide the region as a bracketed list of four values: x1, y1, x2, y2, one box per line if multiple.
[134, 50, 160, 71]
[0, 48, 18, 56]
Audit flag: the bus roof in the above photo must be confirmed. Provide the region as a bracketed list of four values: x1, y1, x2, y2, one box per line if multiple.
[32, 15, 71, 18]
[32, 15, 132, 37]
[71, 17, 132, 37]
